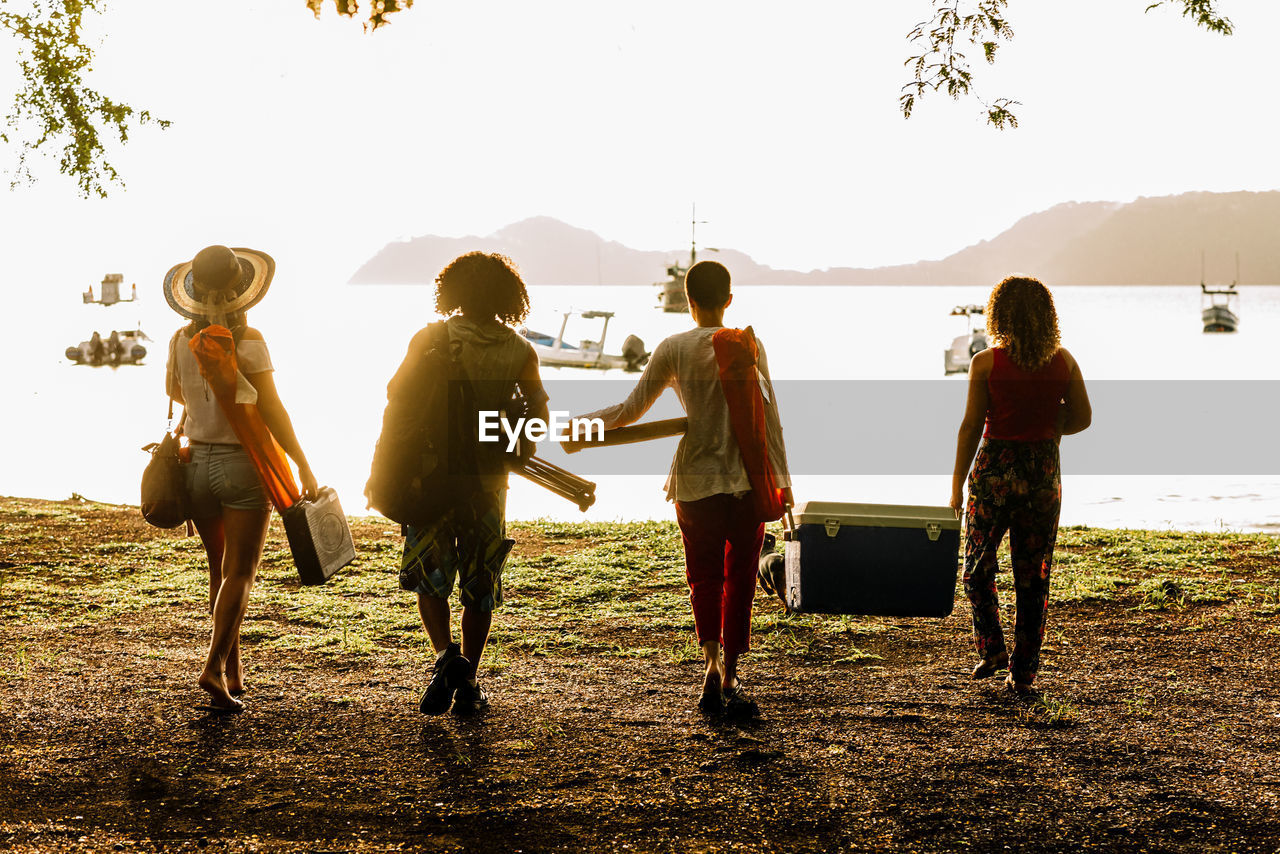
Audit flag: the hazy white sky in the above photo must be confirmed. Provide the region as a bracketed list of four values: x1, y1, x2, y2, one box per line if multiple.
[2, 0, 1277, 282]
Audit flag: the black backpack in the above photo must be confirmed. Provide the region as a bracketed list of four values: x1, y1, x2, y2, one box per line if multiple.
[365, 322, 483, 527]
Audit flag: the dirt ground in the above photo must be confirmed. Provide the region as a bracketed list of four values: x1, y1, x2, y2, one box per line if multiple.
[2, 497, 1279, 853]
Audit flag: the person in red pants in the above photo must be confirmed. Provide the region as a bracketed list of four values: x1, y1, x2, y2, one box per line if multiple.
[950, 276, 1092, 693]
[583, 260, 791, 716]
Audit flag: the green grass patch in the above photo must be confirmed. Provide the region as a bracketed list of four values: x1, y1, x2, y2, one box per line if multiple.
[1019, 692, 1079, 728]
[4, 506, 1279, 668]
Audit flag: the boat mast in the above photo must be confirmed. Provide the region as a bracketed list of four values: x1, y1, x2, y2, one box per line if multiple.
[689, 203, 706, 267]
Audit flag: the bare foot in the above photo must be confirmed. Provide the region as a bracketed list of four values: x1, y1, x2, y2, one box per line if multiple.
[225, 659, 245, 696]
[698, 669, 722, 714]
[1005, 675, 1037, 695]
[972, 652, 1009, 680]
[198, 668, 243, 711]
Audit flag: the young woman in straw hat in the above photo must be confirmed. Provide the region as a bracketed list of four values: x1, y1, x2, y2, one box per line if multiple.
[164, 245, 319, 713]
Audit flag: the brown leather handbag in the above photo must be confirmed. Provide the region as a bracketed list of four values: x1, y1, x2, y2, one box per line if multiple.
[140, 428, 189, 528]
[141, 333, 190, 529]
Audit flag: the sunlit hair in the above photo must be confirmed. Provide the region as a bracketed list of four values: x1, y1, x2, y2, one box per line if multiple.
[985, 276, 1061, 370]
[435, 252, 530, 325]
[685, 260, 731, 309]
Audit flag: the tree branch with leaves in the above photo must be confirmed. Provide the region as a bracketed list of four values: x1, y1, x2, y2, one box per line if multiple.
[0, 0, 169, 197]
[306, 0, 414, 31]
[902, 0, 1234, 129]
[0, 0, 1240, 197]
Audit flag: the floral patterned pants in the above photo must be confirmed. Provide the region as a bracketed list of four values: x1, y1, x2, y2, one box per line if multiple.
[963, 439, 1061, 685]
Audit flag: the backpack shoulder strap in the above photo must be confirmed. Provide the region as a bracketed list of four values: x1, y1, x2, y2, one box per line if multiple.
[413, 321, 451, 355]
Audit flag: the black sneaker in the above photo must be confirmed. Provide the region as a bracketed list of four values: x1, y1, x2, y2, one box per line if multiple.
[419, 643, 470, 715]
[452, 679, 490, 715]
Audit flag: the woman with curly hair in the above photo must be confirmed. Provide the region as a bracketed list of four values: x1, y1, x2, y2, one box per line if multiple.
[394, 251, 548, 716]
[950, 276, 1091, 692]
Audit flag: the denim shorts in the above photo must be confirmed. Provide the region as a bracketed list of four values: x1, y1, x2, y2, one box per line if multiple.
[186, 442, 269, 517]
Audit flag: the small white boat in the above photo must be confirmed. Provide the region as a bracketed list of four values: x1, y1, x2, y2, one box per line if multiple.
[83, 273, 137, 306]
[521, 310, 649, 372]
[656, 256, 692, 314]
[943, 304, 988, 375]
[1201, 286, 1239, 333]
[1200, 253, 1240, 333]
[656, 206, 716, 313]
[66, 328, 150, 366]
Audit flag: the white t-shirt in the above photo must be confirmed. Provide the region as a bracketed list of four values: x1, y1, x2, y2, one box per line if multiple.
[584, 326, 791, 503]
[166, 328, 274, 445]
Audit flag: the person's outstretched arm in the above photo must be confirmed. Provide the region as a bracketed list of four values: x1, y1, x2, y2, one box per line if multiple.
[581, 339, 675, 430]
[950, 349, 992, 516]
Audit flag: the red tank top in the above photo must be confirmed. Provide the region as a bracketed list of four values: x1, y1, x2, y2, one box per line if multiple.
[984, 348, 1070, 441]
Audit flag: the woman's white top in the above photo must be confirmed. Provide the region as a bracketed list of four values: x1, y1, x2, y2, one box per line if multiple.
[166, 329, 273, 445]
[583, 326, 791, 503]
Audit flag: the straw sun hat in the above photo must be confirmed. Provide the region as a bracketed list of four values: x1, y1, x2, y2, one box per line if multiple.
[163, 245, 275, 322]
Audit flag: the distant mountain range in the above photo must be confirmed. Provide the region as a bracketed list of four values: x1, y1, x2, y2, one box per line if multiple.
[349, 190, 1280, 286]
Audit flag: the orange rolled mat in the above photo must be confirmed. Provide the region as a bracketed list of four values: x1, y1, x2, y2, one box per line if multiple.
[189, 326, 300, 512]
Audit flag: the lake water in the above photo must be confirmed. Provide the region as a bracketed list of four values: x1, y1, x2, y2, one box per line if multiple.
[6, 281, 1280, 532]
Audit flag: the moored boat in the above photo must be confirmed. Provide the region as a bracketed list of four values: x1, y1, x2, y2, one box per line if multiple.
[521, 310, 648, 372]
[66, 328, 149, 366]
[943, 304, 988, 374]
[1200, 252, 1240, 333]
[1201, 283, 1239, 333]
[656, 206, 716, 313]
[83, 273, 137, 306]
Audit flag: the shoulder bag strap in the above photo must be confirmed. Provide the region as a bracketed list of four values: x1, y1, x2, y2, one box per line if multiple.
[165, 329, 191, 434]
[165, 331, 180, 425]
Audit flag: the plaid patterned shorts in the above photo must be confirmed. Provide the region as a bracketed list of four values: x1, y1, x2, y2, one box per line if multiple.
[399, 490, 514, 612]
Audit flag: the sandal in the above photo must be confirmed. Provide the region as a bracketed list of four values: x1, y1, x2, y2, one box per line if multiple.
[722, 682, 760, 718]
[971, 653, 1009, 680]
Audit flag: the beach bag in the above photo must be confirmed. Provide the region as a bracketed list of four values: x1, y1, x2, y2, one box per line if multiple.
[141, 334, 190, 529]
[712, 327, 786, 523]
[365, 321, 484, 528]
[140, 430, 189, 528]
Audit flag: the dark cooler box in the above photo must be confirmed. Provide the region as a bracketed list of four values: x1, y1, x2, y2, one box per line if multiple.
[783, 501, 961, 617]
[283, 487, 357, 586]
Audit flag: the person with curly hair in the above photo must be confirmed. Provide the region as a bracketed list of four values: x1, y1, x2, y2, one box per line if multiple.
[950, 276, 1091, 693]
[396, 251, 548, 715]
